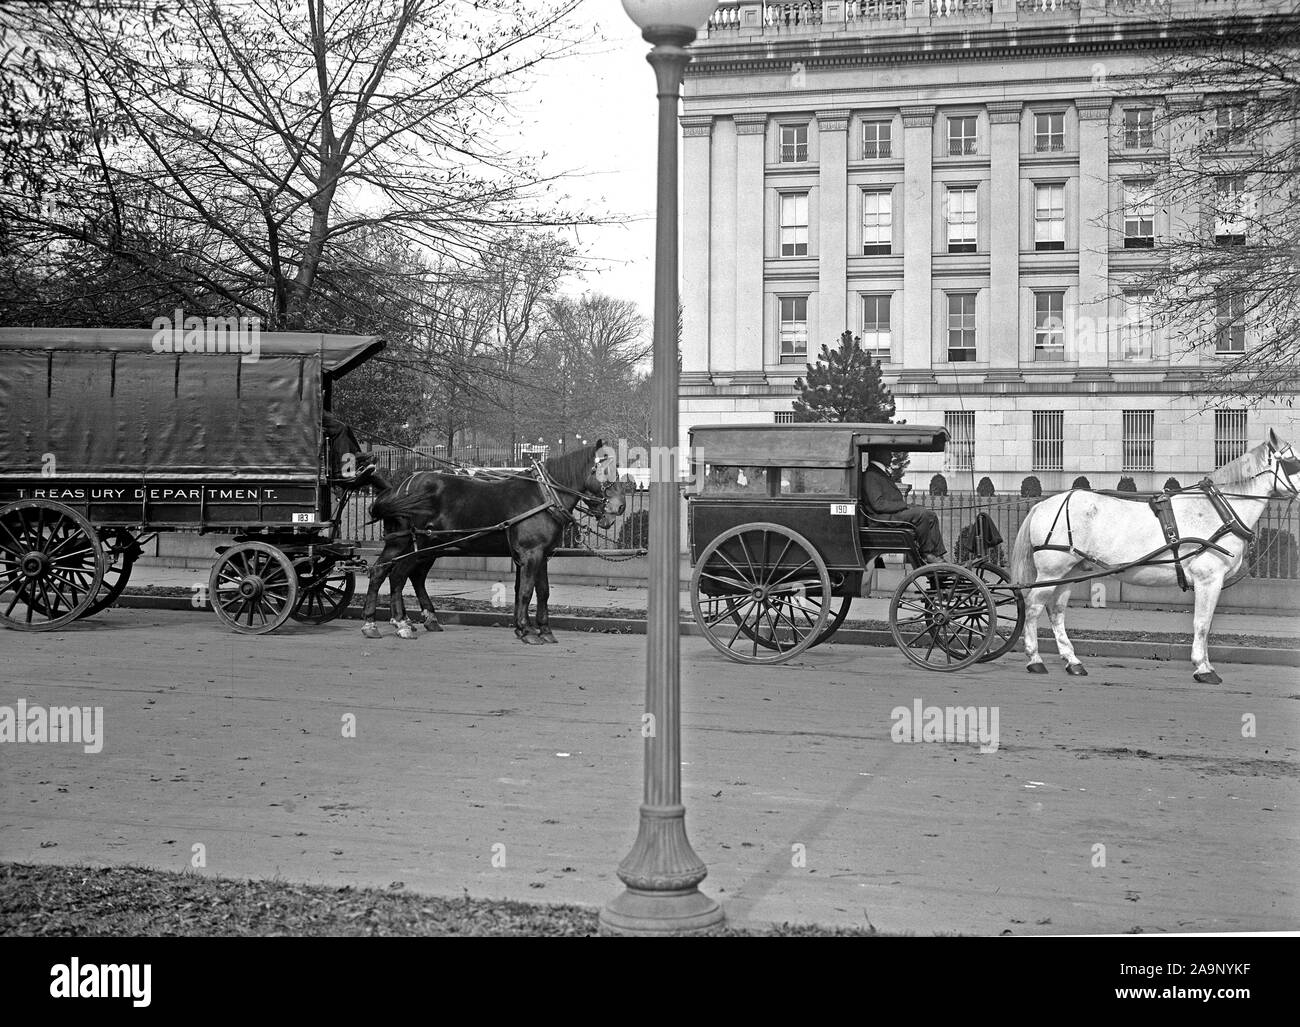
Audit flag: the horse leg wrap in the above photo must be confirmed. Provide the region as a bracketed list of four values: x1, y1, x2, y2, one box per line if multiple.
[392, 618, 417, 640]
[360, 621, 383, 639]
[422, 610, 443, 632]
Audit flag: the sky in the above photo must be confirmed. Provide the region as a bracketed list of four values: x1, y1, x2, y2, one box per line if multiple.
[510, 2, 665, 315]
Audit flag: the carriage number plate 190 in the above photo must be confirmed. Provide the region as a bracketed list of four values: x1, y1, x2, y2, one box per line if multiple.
[293, 513, 315, 523]
[829, 503, 855, 516]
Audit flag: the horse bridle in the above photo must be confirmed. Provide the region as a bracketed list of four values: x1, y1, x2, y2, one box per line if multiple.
[1267, 444, 1300, 497]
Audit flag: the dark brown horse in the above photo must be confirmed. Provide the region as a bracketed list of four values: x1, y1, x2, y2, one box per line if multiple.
[360, 442, 626, 644]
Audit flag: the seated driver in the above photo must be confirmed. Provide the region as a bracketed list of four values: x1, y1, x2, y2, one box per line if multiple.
[861, 447, 947, 565]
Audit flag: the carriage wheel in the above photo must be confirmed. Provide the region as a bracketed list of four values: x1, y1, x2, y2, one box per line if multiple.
[809, 595, 853, 648]
[209, 542, 299, 635]
[81, 528, 140, 617]
[971, 563, 1026, 664]
[729, 591, 851, 651]
[290, 557, 356, 624]
[0, 500, 105, 631]
[691, 522, 831, 665]
[888, 563, 995, 671]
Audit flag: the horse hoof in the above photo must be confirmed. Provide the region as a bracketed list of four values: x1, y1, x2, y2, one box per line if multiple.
[538, 631, 558, 644]
[519, 633, 545, 646]
[423, 615, 443, 632]
[1194, 670, 1223, 685]
[361, 623, 383, 639]
[1066, 663, 1088, 677]
[1026, 663, 1048, 674]
[392, 619, 417, 640]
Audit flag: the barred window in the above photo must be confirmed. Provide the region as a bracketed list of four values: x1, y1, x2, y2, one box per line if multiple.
[948, 115, 977, 155]
[1123, 410, 1155, 472]
[780, 193, 809, 257]
[1215, 409, 1247, 467]
[945, 411, 975, 472]
[1032, 411, 1064, 472]
[862, 120, 892, 159]
[774, 411, 796, 424]
[779, 124, 808, 163]
[1034, 112, 1064, 152]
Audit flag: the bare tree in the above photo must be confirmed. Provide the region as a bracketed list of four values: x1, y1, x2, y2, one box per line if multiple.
[1107, 4, 1300, 406]
[0, 0, 592, 330]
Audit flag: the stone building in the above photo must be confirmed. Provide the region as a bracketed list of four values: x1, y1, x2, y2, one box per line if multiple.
[679, 0, 1296, 491]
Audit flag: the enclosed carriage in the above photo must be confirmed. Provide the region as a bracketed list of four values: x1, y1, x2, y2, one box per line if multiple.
[0, 328, 384, 633]
[687, 423, 1024, 668]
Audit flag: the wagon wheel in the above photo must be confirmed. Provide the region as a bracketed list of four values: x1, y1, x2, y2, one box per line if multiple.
[971, 563, 1026, 664]
[0, 500, 105, 631]
[209, 542, 299, 635]
[888, 563, 995, 671]
[80, 528, 140, 617]
[691, 522, 831, 665]
[737, 593, 852, 651]
[290, 556, 356, 624]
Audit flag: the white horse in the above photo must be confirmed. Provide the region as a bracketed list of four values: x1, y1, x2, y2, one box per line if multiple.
[1010, 430, 1300, 684]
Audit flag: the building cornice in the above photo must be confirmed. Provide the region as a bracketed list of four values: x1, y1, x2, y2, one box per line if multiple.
[816, 108, 851, 132]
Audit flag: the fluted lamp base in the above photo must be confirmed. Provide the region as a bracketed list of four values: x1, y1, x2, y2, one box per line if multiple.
[598, 805, 724, 935]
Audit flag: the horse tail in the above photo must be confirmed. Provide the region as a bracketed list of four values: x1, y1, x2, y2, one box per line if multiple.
[369, 484, 429, 523]
[1011, 503, 1039, 588]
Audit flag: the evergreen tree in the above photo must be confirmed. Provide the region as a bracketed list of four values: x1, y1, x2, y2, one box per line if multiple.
[791, 329, 909, 481]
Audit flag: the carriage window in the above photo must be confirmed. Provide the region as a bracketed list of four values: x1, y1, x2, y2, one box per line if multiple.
[779, 468, 848, 495]
[703, 464, 769, 494]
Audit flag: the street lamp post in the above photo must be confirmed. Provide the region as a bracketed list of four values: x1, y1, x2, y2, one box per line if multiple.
[601, 0, 722, 936]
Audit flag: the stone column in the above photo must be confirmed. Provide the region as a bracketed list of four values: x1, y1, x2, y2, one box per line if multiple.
[708, 117, 737, 379]
[900, 105, 935, 383]
[818, 109, 850, 346]
[1076, 95, 1112, 380]
[680, 115, 714, 386]
[732, 111, 768, 385]
[987, 101, 1022, 381]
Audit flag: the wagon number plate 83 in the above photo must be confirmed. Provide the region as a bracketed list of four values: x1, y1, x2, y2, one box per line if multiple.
[829, 503, 855, 516]
[292, 513, 315, 523]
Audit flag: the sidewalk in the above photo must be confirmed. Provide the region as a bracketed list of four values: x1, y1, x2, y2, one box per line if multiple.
[125, 566, 1300, 639]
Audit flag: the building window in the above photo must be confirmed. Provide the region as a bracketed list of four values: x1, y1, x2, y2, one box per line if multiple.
[1215, 409, 1248, 467]
[779, 296, 809, 363]
[862, 294, 891, 353]
[946, 186, 976, 253]
[780, 193, 809, 257]
[1034, 112, 1065, 152]
[774, 411, 796, 425]
[947, 293, 976, 362]
[1033, 183, 1065, 251]
[862, 189, 892, 255]
[1215, 291, 1246, 353]
[779, 124, 808, 163]
[1124, 107, 1154, 148]
[1034, 291, 1066, 361]
[1214, 175, 1249, 245]
[944, 411, 975, 472]
[1032, 411, 1064, 472]
[947, 115, 977, 156]
[1122, 410, 1155, 472]
[1123, 179, 1155, 248]
[1215, 104, 1246, 147]
[862, 119, 892, 159]
[1120, 290, 1154, 360]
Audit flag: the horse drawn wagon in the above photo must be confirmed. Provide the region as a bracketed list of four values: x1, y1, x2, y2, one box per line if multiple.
[687, 423, 1024, 669]
[0, 327, 384, 634]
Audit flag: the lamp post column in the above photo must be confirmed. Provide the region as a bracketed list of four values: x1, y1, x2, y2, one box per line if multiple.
[599, 23, 723, 936]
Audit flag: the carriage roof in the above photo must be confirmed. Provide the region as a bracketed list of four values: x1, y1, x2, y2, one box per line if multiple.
[689, 423, 948, 469]
[0, 328, 384, 480]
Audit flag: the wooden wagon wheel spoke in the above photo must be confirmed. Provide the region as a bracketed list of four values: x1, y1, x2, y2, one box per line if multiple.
[888, 563, 994, 672]
[0, 501, 105, 632]
[762, 535, 794, 587]
[208, 542, 298, 636]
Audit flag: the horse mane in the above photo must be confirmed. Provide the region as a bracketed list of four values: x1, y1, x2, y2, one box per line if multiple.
[543, 442, 600, 491]
[1209, 439, 1271, 488]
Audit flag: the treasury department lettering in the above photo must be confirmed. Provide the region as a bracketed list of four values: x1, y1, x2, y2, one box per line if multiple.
[27, 486, 272, 501]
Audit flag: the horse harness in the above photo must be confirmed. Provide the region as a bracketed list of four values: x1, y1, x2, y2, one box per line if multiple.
[1033, 479, 1257, 592]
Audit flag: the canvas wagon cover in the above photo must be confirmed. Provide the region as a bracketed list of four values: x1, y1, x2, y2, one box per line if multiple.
[0, 329, 383, 478]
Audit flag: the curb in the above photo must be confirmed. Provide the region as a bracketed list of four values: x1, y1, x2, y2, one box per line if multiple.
[111, 593, 1300, 668]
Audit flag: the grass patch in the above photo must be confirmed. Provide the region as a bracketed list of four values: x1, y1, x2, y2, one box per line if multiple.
[0, 863, 887, 937]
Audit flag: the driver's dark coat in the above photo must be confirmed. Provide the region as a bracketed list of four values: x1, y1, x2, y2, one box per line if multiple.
[861, 464, 907, 515]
